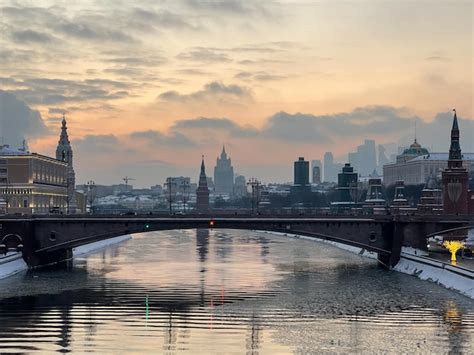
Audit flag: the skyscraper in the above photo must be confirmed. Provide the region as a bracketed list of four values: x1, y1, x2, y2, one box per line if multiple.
[311, 160, 322, 184]
[196, 156, 210, 212]
[234, 175, 247, 197]
[337, 163, 358, 203]
[294, 157, 309, 186]
[291, 157, 311, 204]
[56, 114, 77, 213]
[214, 145, 234, 195]
[324, 152, 337, 182]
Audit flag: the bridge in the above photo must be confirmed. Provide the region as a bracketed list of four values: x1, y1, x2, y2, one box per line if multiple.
[0, 214, 472, 269]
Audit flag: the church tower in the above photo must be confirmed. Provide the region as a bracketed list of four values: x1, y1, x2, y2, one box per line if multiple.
[442, 110, 469, 214]
[196, 156, 210, 212]
[56, 114, 77, 213]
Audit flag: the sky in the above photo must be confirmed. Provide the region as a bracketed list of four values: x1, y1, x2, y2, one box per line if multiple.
[0, 0, 472, 186]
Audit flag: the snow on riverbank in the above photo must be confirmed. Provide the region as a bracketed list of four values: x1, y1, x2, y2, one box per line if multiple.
[73, 235, 132, 257]
[0, 252, 28, 280]
[0, 235, 132, 280]
[394, 250, 473, 299]
[259, 230, 473, 299]
[257, 230, 378, 260]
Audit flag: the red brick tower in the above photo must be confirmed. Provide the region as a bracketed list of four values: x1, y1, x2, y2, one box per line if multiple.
[196, 155, 210, 212]
[442, 110, 469, 214]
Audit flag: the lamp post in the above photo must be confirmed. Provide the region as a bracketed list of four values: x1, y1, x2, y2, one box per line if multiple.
[165, 177, 173, 215]
[247, 178, 261, 215]
[181, 179, 189, 214]
[86, 180, 96, 214]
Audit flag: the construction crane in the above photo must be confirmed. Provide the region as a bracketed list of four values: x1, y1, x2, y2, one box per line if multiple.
[123, 176, 136, 192]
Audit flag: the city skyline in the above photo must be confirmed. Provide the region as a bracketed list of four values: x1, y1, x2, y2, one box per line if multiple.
[0, 0, 472, 186]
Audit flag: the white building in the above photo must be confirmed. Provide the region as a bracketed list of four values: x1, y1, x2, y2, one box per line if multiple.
[384, 146, 474, 186]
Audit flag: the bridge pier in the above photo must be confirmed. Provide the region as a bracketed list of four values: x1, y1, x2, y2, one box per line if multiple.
[24, 248, 73, 268]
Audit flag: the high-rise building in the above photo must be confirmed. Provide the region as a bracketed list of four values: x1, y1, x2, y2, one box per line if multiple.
[358, 139, 377, 176]
[311, 160, 322, 184]
[294, 157, 309, 186]
[234, 175, 247, 197]
[214, 145, 234, 195]
[378, 145, 390, 169]
[55, 114, 77, 213]
[196, 156, 210, 212]
[291, 157, 311, 205]
[348, 139, 377, 176]
[442, 110, 469, 214]
[323, 152, 335, 182]
[337, 163, 358, 203]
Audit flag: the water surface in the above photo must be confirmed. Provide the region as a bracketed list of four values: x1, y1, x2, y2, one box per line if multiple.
[0, 229, 472, 353]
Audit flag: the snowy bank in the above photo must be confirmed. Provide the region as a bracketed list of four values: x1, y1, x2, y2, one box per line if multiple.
[73, 235, 132, 257]
[394, 251, 473, 299]
[0, 235, 132, 280]
[256, 230, 378, 260]
[0, 252, 28, 279]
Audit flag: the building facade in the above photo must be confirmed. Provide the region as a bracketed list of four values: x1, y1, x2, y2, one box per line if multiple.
[294, 157, 309, 186]
[383, 138, 474, 186]
[337, 163, 358, 203]
[311, 160, 322, 184]
[214, 145, 234, 195]
[234, 175, 247, 197]
[0, 147, 68, 214]
[384, 152, 474, 186]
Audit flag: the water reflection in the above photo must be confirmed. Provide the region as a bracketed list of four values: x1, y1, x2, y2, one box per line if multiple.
[0, 229, 472, 353]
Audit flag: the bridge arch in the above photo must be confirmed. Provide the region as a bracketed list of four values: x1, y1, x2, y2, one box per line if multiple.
[0, 233, 23, 253]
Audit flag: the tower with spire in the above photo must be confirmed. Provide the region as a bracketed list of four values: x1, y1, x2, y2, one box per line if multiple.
[196, 156, 210, 212]
[56, 113, 77, 213]
[442, 109, 469, 214]
[213, 144, 234, 195]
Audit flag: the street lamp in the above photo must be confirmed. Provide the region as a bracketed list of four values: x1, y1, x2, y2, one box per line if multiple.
[247, 178, 261, 215]
[181, 179, 189, 214]
[86, 180, 96, 214]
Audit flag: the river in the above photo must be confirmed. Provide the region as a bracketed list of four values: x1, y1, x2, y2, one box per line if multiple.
[0, 229, 472, 353]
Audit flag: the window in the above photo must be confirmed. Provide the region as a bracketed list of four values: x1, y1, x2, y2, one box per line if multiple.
[0, 168, 7, 174]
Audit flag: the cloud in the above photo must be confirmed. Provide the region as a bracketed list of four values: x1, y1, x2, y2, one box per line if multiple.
[426, 56, 451, 62]
[73, 134, 120, 153]
[4, 77, 133, 106]
[176, 48, 232, 63]
[132, 8, 198, 30]
[130, 130, 196, 147]
[234, 71, 286, 81]
[11, 29, 56, 43]
[182, 0, 269, 16]
[172, 117, 259, 137]
[0, 91, 48, 147]
[53, 21, 135, 43]
[158, 81, 253, 103]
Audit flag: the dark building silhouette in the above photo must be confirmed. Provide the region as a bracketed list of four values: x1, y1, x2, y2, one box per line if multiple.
[291, 157, 311, 204]
[442, 110, 469, 214]
[311, 160, 322, 184]
[337, 163, 358, 203]
[214, 145, 234, 195]
[294, 157, 309, 185]
[196, 156, 210, 212]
